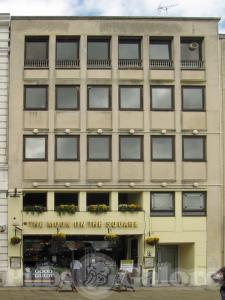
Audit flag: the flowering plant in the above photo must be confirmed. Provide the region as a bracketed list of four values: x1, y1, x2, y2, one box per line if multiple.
[145, 236, 160, 246]
[11, 236, 21, 245]
[52, 232, 66, 242]
[55, 204, 78, 216]
[119, 204, 142, 212]
[23, 205, 46, 215]
[87, 204, 110, 213]
[104, 234, 118, 241]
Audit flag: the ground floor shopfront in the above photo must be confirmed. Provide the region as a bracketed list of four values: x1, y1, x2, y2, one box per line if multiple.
[7, 190, 208, 287]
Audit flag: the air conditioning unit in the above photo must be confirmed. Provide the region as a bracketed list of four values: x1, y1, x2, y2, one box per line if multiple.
[0, 272, 6, 287]
[189, 42, 198, 50]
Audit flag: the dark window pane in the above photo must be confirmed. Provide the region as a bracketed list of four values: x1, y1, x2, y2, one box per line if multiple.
[152, 137, 174, 160]
[182, 87, 204, 110]
[151, 193, 174, 210]
[88, 86, 110, 109]
[120, 87, 141, 109]
[120, 137, 142, 160]
[88, 40, 109, 60]
[151, 87, 173, 110]
[119, 40, 140, 59]
[56, 137, 78, 160]
[56, 40, 78, 60]
[88, 137, 110, 160]
[183, 137, 205, 160]
[56, 86, 79, 109]
[25, 137, 46, 159]
[26, 40, 48, 60]
[150, 41, 170, 60]
[183, 192, 205, 214]
[25, 86, 47, 109]
[181, 40, 201, 61]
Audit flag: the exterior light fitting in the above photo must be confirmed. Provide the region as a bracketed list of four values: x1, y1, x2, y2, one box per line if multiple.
[33, 129, 39, 134]
[161, 182, 167, 187]
[192, 129, 199, 135]
[129, 129, 135, 135]
[97, 129, 103, 134]
[65, 129, 71, 134]
[32, 182, 39, 188]
[193, 182, 199, 187]
[129, 182, 135, 188]
[97, 182, 103, 187]
[161, 129, 167, 134]
[65, 182, 71, 187]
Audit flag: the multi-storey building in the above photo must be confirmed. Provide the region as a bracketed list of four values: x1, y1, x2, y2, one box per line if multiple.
[8, 16, 223, 287]
[0, 13, 9, 287]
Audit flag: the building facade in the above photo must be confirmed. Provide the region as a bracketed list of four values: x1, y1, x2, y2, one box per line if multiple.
[8, 16, 223, 286]
[0, 14, 10, 287]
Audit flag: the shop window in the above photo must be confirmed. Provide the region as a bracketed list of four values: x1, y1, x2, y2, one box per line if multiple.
[23, 193, 47, 211]
[119, 136, 143, 161]
[87, 136, 111, 161]
[150, 86, 174, 111]
[56, 85, 79, 110]
[118, 37, 142, 68]
[182, 192, 206, 216]
[24, 85, 48, 110]
[151, 192, 175, 216]
[24, 36, 49, 68]
[23, 136, 47, 161]
[182, 136, 206, 161]
[55, 193, 78, 207]
[87, 37, 111, 68]
[119, 86, 143, 110]
[149, 38, 173, 69]
[56, 36, 79, 68]
[87, 85, 111, 110]
[181, 38, 204, 69]
[86, 193, 110, 212]
[151, 136, 175, 161]
[55, 136, 79, 161]
[118, 193, 142, 211]
[182, 86, 205, 111]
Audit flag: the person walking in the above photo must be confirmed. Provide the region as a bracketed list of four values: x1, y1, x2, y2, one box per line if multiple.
[211, 267, 225, 300]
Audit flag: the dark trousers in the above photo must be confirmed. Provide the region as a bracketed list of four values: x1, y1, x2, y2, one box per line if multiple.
[220, 287, 225, 300]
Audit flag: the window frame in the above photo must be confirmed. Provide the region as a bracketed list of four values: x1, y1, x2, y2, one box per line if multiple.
[182, 191, 206, 216]
[87, 37, 111, 61]
[119, 85, 143, 111]
[150, 192, 175, 217]
[151, 135, 175, 161]
[55, 135, 80, 161]
[119, 135, 144, 162]
[182, 136, 206, 162]
[87, 85, 111, 111]
[181, 86, 205, 112]
[150, 85, 174, 111]
[149, 38, 172, 60]
[23, 135, 48, 161]
[87, 135, 112, 161]
[118, 37, 142, 60]
[55, 85, 80, 111]
[24, 36, 49, 66]
[55, 36, 80, 61]
[24, 85, 48, 111]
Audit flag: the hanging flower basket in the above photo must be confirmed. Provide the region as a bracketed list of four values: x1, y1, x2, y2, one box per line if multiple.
[55, 204, 78, 216]
[23, 205, 46, 215]
[119, 204, 142, 212]
[51, 232, 66, 243]
[87, 204, 110, 213]
[145, 237, 160, 246]
[11, 236, 21, 245]
[104, 233, 118, 241]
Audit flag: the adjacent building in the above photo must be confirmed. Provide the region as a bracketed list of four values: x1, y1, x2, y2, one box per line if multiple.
[0, 13, 10, 286]
[7, 16, 223, 286]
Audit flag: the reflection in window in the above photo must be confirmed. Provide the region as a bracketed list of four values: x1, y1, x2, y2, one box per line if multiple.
[119, 86, 142, 110]
[151, 86, 173, 111]
[150, 40, 171, 60]
[182, 86, 204, 111]
[88, 86, 111, 110]
[56, 86, 79, 110]
[24, 136, 47, 160]
[182, 192, 206, 216]
[151, 192, 174, 216]
[87, 38, 110, 68]
[151, 136, 174, 161]
[25, 37, 48, 68]
[56, 37, 79, 68]
[56, 136, 79, 160]
[181, 38, 203, 69]
[120, 136, 143, 161]
[119, 38, 142, 68]
[182, 136, 206, 161]
[24, 86, 47, 110]
[88, 136, 111, 161]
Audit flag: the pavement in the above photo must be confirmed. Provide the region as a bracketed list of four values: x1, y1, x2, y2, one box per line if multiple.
[0, 287, 221, 300]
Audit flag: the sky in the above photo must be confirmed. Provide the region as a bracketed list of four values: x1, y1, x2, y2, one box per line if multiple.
[0, 0, 225, 32]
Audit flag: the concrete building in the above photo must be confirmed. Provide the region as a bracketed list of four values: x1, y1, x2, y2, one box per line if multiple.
[8, 16, 223, 287]
[0, 14, 10, 286]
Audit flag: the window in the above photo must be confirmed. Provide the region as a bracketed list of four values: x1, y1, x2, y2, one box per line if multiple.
[181, 38, 203, 69]
[56, 37, 79, 68]
[151, 86, 174, 111]
[25, 36, 48, 68]
[182, 86, 205, 111]
[24, 86, 48, 110]
[151, 192, 175, 216]
[23, 136, 47, 161]
[23, 193, 47, 211]
[149, 39, 173, 69]
[87, 85, 111, 110]
[151, 136, 175, 161]
[55, 193, 78, 207]
[182, 192, 206, 216]
[55, 136, 79, 161]
[56, 85, 79, 110]
[182, 136, 206, 161]
[119, 86, 142, 110]
[86, 193, 110, 208]
[119, 136, 143, 161]
[87, 37, 111, 68]
[87, 136, 111, 161]
[119, 37, 142, 68]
